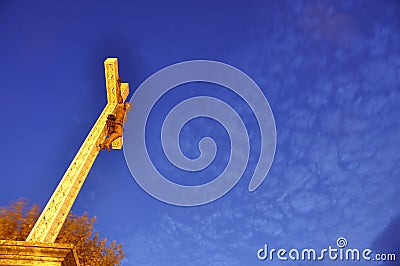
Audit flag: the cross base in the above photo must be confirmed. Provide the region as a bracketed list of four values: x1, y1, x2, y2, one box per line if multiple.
[0, 240, 79, 266]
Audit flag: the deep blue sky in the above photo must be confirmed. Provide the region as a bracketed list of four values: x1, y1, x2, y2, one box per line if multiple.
[1, 1, 399, 265]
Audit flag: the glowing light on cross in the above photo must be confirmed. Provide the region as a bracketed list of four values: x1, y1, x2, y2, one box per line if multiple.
[27, 58, 129, 243]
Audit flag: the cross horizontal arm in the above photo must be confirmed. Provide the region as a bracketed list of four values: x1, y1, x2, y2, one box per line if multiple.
[104, 58, 129, 149]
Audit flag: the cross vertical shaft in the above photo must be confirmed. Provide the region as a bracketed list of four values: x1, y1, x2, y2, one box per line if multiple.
[27, 58, 129, 243]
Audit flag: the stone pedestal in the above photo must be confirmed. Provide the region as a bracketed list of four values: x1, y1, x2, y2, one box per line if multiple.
[0, 240, 80, 266]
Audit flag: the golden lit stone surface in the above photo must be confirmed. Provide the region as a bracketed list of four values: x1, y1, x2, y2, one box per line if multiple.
[0, 240, 79, 266]
[26, 58, 129, 243]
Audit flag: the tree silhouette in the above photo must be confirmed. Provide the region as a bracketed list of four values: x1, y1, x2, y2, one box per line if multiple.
[0, 199, 125, 266]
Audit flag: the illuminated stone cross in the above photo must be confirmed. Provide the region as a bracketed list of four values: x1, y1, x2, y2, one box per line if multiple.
[26, 58, 129, 243]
